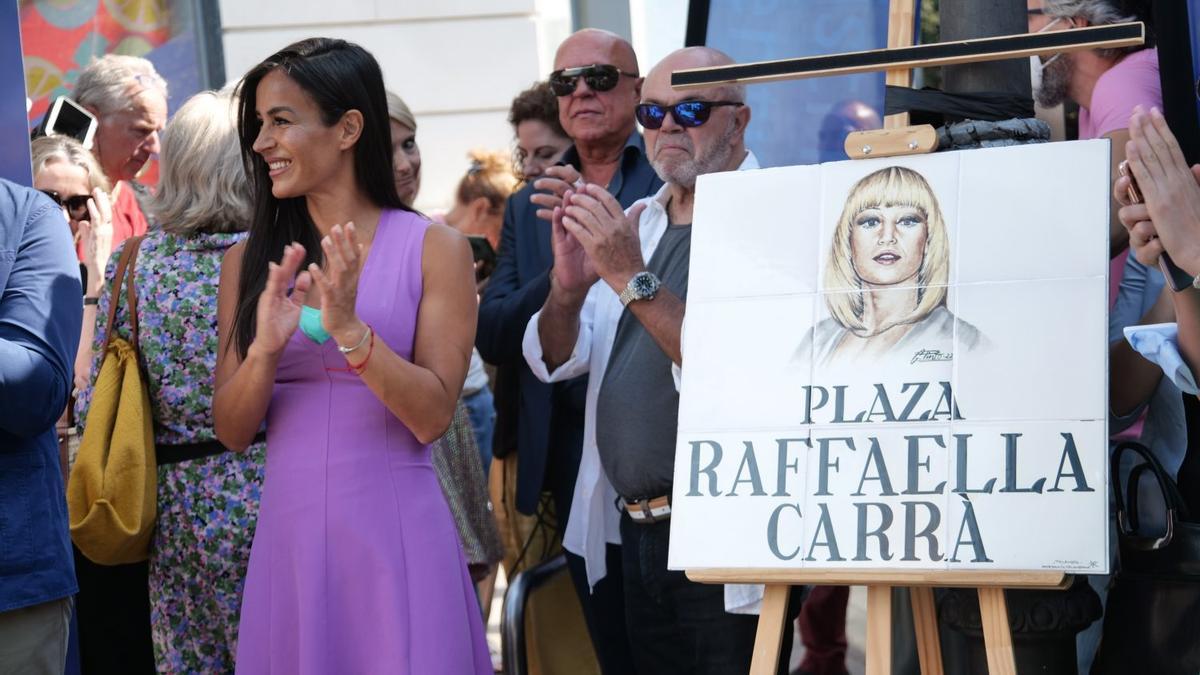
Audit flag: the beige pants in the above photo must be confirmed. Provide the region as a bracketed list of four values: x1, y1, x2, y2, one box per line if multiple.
[0, 597, 71, 675]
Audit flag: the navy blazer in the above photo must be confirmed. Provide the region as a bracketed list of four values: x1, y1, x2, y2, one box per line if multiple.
[477, 133, 663, 514]
[0, 179, 81, 611]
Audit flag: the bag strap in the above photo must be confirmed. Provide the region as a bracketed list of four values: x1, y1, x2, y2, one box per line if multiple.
[101, 235, 145, 353]
[1112, 440, 1186, 550]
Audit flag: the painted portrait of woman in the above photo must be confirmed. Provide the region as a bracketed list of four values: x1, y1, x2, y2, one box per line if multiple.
[803, 165, 987, 366]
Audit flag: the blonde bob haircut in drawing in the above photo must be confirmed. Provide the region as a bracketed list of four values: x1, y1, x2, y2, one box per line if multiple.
[823, 165, 950, 334]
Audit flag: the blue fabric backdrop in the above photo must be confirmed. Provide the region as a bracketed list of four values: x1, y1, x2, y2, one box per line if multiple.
[1, 2, 32, 185]
[702, 0, 891, 167]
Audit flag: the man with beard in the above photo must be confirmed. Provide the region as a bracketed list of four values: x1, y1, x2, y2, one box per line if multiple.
[1028, 0, 1160, 259]
[522, 47, 792, 674]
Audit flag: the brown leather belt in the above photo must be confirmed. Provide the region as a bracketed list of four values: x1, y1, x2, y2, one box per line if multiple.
[622, 495, 671, 524]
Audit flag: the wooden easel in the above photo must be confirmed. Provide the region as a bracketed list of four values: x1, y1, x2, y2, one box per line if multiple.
[675, 1, 1138, 673]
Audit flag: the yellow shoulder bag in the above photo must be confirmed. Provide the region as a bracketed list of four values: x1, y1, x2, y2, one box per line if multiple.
[67, 236, 156, 564]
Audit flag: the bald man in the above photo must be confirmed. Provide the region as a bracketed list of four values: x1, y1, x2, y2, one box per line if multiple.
[477, 29, 661, 674]
[523, 47, 794, 674]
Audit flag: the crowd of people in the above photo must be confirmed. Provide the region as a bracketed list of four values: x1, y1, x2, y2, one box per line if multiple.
[1, 0, 1200, 673]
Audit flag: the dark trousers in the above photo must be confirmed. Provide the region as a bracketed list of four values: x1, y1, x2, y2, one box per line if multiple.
[619, 514, 798, 675]
[797, 585, 850, 675]
[545, 410, 636, 675]
[72, 547, 154, 674]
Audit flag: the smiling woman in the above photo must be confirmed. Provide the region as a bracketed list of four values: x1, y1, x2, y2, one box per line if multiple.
[805, 165, 987, 365]
[213, 37, 489, 674]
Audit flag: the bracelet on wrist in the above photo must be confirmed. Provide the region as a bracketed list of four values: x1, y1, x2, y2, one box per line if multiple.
[337, 325, 371, 354]
[83, 296, 99, 306]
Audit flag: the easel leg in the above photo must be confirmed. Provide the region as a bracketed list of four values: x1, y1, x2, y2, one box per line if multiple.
[749, 584, 791, 675]
[978, 587, 1018, 675]
[910, 586, 944, 675]
[865, 586, 893, 675]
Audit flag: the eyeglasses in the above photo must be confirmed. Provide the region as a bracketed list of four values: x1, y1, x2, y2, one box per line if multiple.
[635, 101, 744, 129]
[40, 189, 91, 218]
[548, 64, 638, 97]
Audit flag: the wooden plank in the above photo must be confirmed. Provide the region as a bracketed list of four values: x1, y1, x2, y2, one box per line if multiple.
[671, 23, 1144, 90]
[865, 586, 893, 675]
[910, 586, 945, 675]
[685, 568, 1069, 589]
[978, 587, 1018, 675]
[885, 0, 917, 128]
[845, 125, 938, 159]
[748, 584, 791, 675]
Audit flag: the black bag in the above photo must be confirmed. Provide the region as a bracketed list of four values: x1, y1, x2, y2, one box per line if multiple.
[1092, 441, 1200, 674]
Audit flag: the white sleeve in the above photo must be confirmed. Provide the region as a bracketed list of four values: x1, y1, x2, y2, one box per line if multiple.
[671, 314, 686, 392]
[522, 285, 599, 383]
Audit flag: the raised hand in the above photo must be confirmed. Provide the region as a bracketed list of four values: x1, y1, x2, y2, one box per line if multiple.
[550, 188, 599, 298]
[251, 243, 311, 357]
[530, 164, 584, 221]
[308, 222, 368, 347]
[79, 188, 114, 297]
[559, 183, 648, 293]
[1122, 106, 1200, 274]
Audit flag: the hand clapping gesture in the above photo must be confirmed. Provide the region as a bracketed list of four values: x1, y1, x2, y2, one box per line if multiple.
[1116, 106, 1200, 275]
[251, 223, 368, 358]
[530, 165, 584, 221]
[558, 183, 648, 294]
[307, 222, 368, 346]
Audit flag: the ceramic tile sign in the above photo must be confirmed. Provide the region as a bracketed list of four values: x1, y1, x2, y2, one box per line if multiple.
[670, 140, 1110, 575]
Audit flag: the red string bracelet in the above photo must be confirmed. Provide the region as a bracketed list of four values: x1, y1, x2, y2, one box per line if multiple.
[326, 326, 375, 375]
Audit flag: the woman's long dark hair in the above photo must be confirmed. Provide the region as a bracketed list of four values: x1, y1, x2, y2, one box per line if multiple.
[231, 37, 410, 358]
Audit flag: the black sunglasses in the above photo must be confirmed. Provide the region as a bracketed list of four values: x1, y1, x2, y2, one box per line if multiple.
[40, 189, 91, 217]
[635, 100, 744, 129]
[549, 64, 638, 97]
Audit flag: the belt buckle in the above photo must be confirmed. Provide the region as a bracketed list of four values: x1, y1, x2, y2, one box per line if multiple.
[638, 498, 657, 524]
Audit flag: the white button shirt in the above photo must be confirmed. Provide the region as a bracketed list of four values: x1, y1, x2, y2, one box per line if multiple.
[522, 151, 763, 614]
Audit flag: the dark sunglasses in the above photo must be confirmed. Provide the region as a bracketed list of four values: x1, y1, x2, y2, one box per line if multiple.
[635, 100, 744, 129]
[40, 189, 91, 217]
[549, 64, 638, 96]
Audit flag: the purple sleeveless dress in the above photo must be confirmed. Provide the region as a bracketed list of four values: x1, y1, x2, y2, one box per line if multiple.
[235, 210, 491, 674]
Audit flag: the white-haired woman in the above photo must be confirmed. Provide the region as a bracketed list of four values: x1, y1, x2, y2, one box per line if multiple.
[75, 90, 264, 673]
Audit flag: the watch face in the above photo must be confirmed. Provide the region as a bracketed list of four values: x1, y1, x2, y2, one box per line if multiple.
[632, 272, 660, 299]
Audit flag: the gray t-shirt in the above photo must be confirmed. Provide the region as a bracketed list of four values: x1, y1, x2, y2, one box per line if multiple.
[595, 224, 691, 499]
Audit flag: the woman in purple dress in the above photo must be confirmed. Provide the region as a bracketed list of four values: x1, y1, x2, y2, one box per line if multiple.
[213, 38, 490, 674]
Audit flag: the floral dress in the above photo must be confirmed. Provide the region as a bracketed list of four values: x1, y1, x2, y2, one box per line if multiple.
[77, 230, 265, 674]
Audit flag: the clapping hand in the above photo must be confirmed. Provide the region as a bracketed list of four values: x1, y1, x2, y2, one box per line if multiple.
[1117, 106, 1200, 274]
[251, 243, 312, 358]
[559, 183, 648, 294]
[550, 188, 599, 298]
[307, 222, 368, 347]
[531, 165, 584, 221]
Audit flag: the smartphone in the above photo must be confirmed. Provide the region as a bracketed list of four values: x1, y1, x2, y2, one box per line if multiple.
[38, 97, 98, 149]
[1119, 160, 1194, 292]
[467, 235, 497, 281]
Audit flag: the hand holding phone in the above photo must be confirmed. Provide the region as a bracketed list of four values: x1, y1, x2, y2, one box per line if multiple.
[1120, 160, 1195, 292]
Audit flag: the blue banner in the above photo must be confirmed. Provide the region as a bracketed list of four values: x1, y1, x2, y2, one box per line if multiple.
[703, 0, 891, 167]
[1, 2, 31, 185]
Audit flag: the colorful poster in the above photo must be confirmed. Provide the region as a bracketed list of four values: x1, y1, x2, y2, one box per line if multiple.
[702, 0, 890, 167]
[669, 141, 1110, 574]
[1, 2, 32, 185]
[19, 0, 210, 185]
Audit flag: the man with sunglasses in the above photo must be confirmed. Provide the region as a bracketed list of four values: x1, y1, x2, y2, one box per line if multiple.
[522, 47, 793, 675]
[477, 28, 660, 674]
